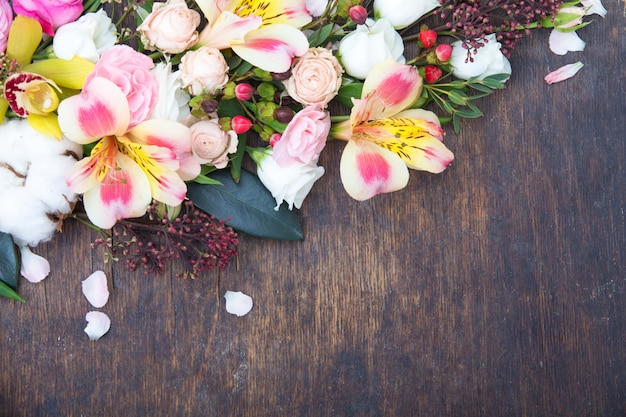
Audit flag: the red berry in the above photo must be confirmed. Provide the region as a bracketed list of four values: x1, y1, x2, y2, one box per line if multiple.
[435, 44, 453, 62]
[419, 30, 437, 49]
[234, 83, 254, 101]
[231, 115, 252, 134]
[424, 65, 442, 83]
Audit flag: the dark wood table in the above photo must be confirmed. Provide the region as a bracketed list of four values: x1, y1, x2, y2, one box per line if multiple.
[2, 3, 625, 416]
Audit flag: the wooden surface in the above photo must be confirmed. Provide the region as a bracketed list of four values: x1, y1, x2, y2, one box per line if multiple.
[2, 4, 625, 417]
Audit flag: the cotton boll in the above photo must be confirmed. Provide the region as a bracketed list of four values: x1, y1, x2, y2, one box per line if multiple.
[81, 270, 110, 308]
[24, 154, 79, 213]
[84, 311, 111, 341]
[0, 188, 58, 247]
[224, 291, 253, 317]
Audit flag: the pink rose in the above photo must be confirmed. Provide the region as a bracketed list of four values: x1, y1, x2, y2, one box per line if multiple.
[283, 47, 343, 106]
[272, 103, 331, 167]
[0, 0, 13, 52]
[189, 119, 238, 169]
[12, 0, 83, 36]
[138, 0, 201, 54]
[86, 45, 159, 128]
[179, 46, 229, 95]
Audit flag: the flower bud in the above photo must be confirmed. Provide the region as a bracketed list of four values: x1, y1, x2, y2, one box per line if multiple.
[274, 106, 295, 124]
[256, 82, 276, 101]
[424, 65, 442, 83]
[231, 115, 252, 134]
[234, 83, 254, 101]
[269, 133, 282, 147]
[419, 29, 437, 49]
[349, 5, 368, 25]
[257, 101, 279, 122]
[435, 43, 452, 62]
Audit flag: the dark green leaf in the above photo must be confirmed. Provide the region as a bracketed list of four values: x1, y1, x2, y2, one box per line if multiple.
[447, 90, 468, 106]
[234, 60, 253, 77]
[468, 83, 492, 93]
[308, 24, 334, 47]
[0, 280, 24, 302]
[455, 108, 483, 119]
[335, 82, 363, 109]
[453, 113, 461, 134]
[187, 170, 304, 240]
[230, 133, 247, 182]
[217, 99, 245, 118]
[0, 232, 18, 291]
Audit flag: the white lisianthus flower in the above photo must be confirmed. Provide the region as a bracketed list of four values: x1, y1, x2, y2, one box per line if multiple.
[338, 18, 405, 80]
[374, 0, 439, 29]
[249, 147, 324, 211]
[149, 61, 191, 122]
[0, 119, 83, 282]
[53, 9, 117, 62]
[450, 34, 512, 80]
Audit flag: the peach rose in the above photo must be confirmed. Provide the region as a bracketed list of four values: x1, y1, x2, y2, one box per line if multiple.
[138, 0, 200, 54]
[272, 103, 330, 167]
[179, 47, 230, 95]
[189, 119, 238, 169]
[283, 47, 343, 106]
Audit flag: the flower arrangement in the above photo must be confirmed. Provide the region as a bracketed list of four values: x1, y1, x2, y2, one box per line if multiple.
[0, 0, 606, 312]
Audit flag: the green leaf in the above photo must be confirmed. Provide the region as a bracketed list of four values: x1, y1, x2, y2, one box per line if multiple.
[447, 90, 468, 106]
[187, 169, 304, 240]
[335, 82, 363, 109]
[0, 232, 22, 301]
[0, 280, 24, 302]
[468, 83, 493, 93]
[308, 23, 334, 47]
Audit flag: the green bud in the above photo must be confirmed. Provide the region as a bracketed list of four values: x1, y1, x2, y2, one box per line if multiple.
[253, 68, 273, 81]
[256, 101, 279, 123]
[256, 82, 276, 101]
[222, 81, 236, 100]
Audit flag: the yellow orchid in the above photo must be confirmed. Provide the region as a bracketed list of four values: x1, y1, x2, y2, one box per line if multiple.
[332, 60, 454, 200]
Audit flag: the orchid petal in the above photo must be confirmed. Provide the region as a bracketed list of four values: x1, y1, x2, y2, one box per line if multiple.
[81, 270, 110, 308]
[19, 246, 50, 283]
[340, 139, 409, 200]
[197, 11, 262, 49]
[58, 77, 130, 144]
[549, 29, 586, 55]
[27, 113, 63, 140]
[0, 98, 9, 121]
[82, 147, 152, 229]
[352, 60, 422, 124]
[24, 57, 95, 90]
[84, 311, 111, 341]
[231, 24, 310, 73]
[544, 61, 584, 85]
[6, 15, 42, 68]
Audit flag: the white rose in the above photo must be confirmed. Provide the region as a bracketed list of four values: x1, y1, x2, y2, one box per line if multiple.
[338, 18, 405, 80]
[373, 0, 440, 29]
[52, 9, 117, 62]
[450, 34, 512, 80]
[179, 46, 230, 95]
[149, 62, 190, 122]
[137, 0, 201, 54]
[251, 148, 324, 211]
[189, 119, 238, 169]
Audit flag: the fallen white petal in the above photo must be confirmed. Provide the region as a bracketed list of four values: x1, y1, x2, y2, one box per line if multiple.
[549, 29, 586, 56]
[224, 291, 253, 317]
[544, 61, 584, 85]
[84, 311, 111, 341]
[19, 246, 50, 283]
[581, 0, 607, 17]
[81, 270, 110, 308]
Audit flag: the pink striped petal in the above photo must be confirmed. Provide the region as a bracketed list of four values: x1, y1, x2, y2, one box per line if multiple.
[231, 24, 310, 73]
[58, 77, 130, 144]
[340, 139, 409, 201]
[82, 151, 152, 229]
[544, 61, 584, 85]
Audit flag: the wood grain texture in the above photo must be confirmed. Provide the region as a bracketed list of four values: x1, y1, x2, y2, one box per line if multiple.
[1, 3, 625, 416]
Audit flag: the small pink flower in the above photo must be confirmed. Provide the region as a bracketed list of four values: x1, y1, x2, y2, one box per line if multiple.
[12, 0, 83, 36]
[272, 103, 330, 167]
[0, 0, 13, 52]
[86, 45, 159, 128]
[544, 61, 584, 85]
[189, 119, 238, 169]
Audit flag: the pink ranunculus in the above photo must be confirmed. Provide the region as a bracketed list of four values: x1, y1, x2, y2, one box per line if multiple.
[12, 0, 83, 36]
[86, 45, 159, 128]
[0, 0, 13, 52]
[272, 103, 331, 167]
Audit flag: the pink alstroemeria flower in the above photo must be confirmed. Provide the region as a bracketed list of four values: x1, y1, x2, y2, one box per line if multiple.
[332, 60, 454, 200]
[58, 77, 200, 229]
[194, 0, 312, 72]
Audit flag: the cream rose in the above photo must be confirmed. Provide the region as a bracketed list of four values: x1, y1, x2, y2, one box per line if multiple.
[179, 47, 230, 95]
[283, 47, 343, 106]
[138, 0, 201, 54]
[189, 119, 238, 169]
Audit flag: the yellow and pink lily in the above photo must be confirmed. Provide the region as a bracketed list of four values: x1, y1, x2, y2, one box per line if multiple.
[194, 0, 312, 73]
[332, 60, 454, 200]
[1, 15, 94, 138]
[58, 77, 201, 229]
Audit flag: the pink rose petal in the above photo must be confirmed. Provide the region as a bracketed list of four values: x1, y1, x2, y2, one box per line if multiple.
[84, 311, 111, 341]
[81, 270, 110, 308]
[224, 291, 253, 317]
